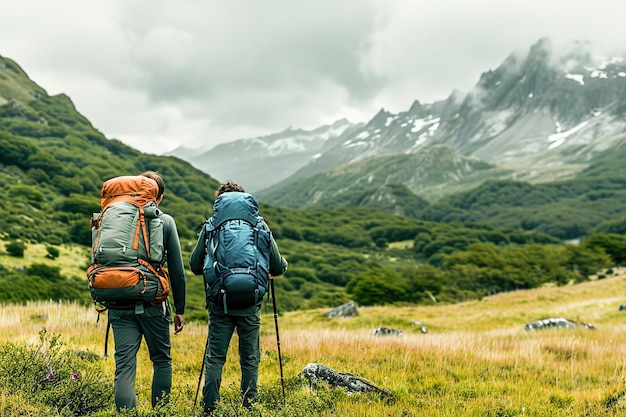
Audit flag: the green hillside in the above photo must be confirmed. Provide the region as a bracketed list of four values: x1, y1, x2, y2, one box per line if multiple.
[421, 137, 626, 240]
[0, 55, 221, 244]
[258, 145, 511, 209]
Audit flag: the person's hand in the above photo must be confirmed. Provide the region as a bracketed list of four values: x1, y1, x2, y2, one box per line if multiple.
[174, 314, 184, 334]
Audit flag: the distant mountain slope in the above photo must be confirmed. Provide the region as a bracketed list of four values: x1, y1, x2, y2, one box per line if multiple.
[317, 182, 430, 218]
[261, 145, 511, 210]
[418, 133, 626, 239]
[445, 39, 626, 175]
[167, 119, 361, 192]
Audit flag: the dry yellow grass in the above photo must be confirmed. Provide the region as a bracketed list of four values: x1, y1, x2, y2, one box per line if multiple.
[2, 269, 626, 415]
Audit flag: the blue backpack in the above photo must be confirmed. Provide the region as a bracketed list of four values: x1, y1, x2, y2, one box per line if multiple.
[202, 192, 272, 313]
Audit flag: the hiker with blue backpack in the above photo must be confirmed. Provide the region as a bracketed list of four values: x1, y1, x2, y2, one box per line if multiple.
[88, 171, 186, 411]
[189, 180, 288, 415]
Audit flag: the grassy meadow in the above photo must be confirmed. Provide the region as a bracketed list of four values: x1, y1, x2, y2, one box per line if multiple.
[0, 240, 89, 278]
[2, 268, 626, 416]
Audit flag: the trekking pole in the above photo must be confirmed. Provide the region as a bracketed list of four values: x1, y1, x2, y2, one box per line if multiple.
[103, 319, 111, 358]
[194, 340, 208, 410]
[270, 276, 286, 398]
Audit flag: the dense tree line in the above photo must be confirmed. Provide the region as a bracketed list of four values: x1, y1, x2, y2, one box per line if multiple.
[419, 177, 626, 240]
[0, 263, 84, 304]
[347, 240, 612, 306]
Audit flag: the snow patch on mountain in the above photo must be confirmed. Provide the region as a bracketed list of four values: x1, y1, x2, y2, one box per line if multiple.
[385, 115, 397, 127]
[408, 117, 440, 150]
[548, 121, 588, 149]
[410, 116, 440, 133]
[590, 70, 608, 79]
[263, 122, 353, 156]
[265, 134, 318, 154]
[565, 73, 585, 85]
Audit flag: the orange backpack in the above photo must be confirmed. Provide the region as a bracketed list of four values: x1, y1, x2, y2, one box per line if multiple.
[87, 176, 170, 310]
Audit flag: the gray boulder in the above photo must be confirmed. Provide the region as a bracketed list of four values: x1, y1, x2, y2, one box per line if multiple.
[326, 301, 358, 318]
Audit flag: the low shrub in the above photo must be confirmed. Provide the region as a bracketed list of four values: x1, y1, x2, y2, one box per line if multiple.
[0, 329, 113, 416]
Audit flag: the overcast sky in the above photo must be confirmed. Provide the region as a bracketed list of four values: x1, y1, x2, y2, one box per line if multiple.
[1, 0, 624, 155]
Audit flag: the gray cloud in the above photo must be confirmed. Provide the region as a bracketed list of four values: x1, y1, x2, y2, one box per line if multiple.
[1, 0, 625, 154]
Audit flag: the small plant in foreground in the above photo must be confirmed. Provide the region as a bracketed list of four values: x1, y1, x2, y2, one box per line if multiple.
[0, 328, 113, 416]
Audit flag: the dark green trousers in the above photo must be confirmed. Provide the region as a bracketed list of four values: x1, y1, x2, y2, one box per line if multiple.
[109, 305, 172, 410]
[202, 309, 261, 409]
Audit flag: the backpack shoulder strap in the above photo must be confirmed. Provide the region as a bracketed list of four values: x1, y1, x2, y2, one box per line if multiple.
[205, 217, 216, 233]
[204, 218, 217, 256]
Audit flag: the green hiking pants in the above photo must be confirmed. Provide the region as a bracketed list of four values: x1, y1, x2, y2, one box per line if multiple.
[202, 309, 261, 409]
[109, 306, 172, 410]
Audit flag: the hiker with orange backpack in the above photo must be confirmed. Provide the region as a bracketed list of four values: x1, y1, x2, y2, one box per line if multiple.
[88, 171, 186, 411]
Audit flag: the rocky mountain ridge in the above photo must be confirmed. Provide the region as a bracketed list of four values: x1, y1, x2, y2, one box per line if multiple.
[169, 38, 626, 209]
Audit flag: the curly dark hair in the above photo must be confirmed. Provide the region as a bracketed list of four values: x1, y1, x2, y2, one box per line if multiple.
[215, 180, 245, 198]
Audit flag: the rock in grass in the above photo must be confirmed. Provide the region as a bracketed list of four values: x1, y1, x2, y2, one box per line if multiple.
[326, 301, 358, 318]
[372, 327, 404, 337]
[524, 317, 595, 331]
[299, 363, 395, 400]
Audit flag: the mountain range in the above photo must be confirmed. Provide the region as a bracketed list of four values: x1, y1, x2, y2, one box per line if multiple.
[170, 38, 626, 213]
[168, 118, 361, 192]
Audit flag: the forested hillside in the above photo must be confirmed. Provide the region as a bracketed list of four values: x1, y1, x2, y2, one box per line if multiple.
[420, 137, 626, 240]
[258, 137, 626, 241]
[0, 56, 220, 243]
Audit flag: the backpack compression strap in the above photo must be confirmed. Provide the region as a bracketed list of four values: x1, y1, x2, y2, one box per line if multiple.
[134, 206, 150, 258]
